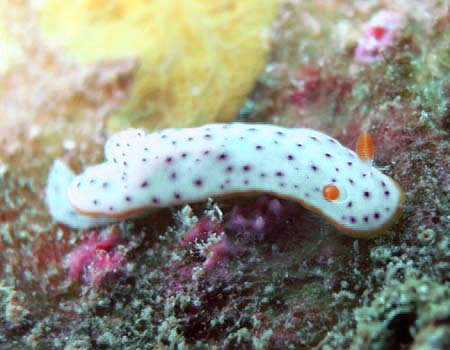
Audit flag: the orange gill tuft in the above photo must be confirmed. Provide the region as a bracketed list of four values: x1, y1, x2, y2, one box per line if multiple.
[356, 131, 374, 162]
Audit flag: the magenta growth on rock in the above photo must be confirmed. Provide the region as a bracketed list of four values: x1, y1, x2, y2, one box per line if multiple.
[354, 9, 405, 63]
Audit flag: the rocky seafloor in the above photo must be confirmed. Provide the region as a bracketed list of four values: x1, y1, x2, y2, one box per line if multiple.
[0, 1, 449, 349]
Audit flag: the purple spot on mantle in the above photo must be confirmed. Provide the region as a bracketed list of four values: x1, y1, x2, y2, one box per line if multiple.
[140, 181, 149, 188]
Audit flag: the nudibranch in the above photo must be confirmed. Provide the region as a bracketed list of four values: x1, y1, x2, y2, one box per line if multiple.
[46, 123, 404, 237]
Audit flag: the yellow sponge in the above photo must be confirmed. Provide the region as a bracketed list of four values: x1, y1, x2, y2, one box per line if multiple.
[37, 0, 278, 130]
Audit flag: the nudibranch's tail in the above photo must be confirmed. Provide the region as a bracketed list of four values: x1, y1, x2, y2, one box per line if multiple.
[46, 160, 119, 229]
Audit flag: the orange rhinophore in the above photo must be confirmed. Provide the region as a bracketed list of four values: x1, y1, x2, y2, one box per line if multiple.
[356, 131, 375, 162]
[322, 184, 340, 201]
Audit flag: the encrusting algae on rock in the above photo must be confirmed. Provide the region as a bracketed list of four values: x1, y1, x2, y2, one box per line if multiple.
[36, 0, 279, 131]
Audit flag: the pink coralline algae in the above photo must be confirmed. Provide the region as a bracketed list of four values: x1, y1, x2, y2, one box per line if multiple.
[66, 227, 125, 286]
[290, 66, 352, 110]
[181, 216, 234, 270]
[225, 195, 296, 240]
[181, 216, 225, 247]
[354, 9, 405, 63]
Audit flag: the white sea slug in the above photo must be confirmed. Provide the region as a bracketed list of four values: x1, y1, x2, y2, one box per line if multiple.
[46, 123, 404, 237]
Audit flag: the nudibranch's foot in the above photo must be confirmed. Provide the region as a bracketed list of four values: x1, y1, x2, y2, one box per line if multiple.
[46, 160, 119, 229]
